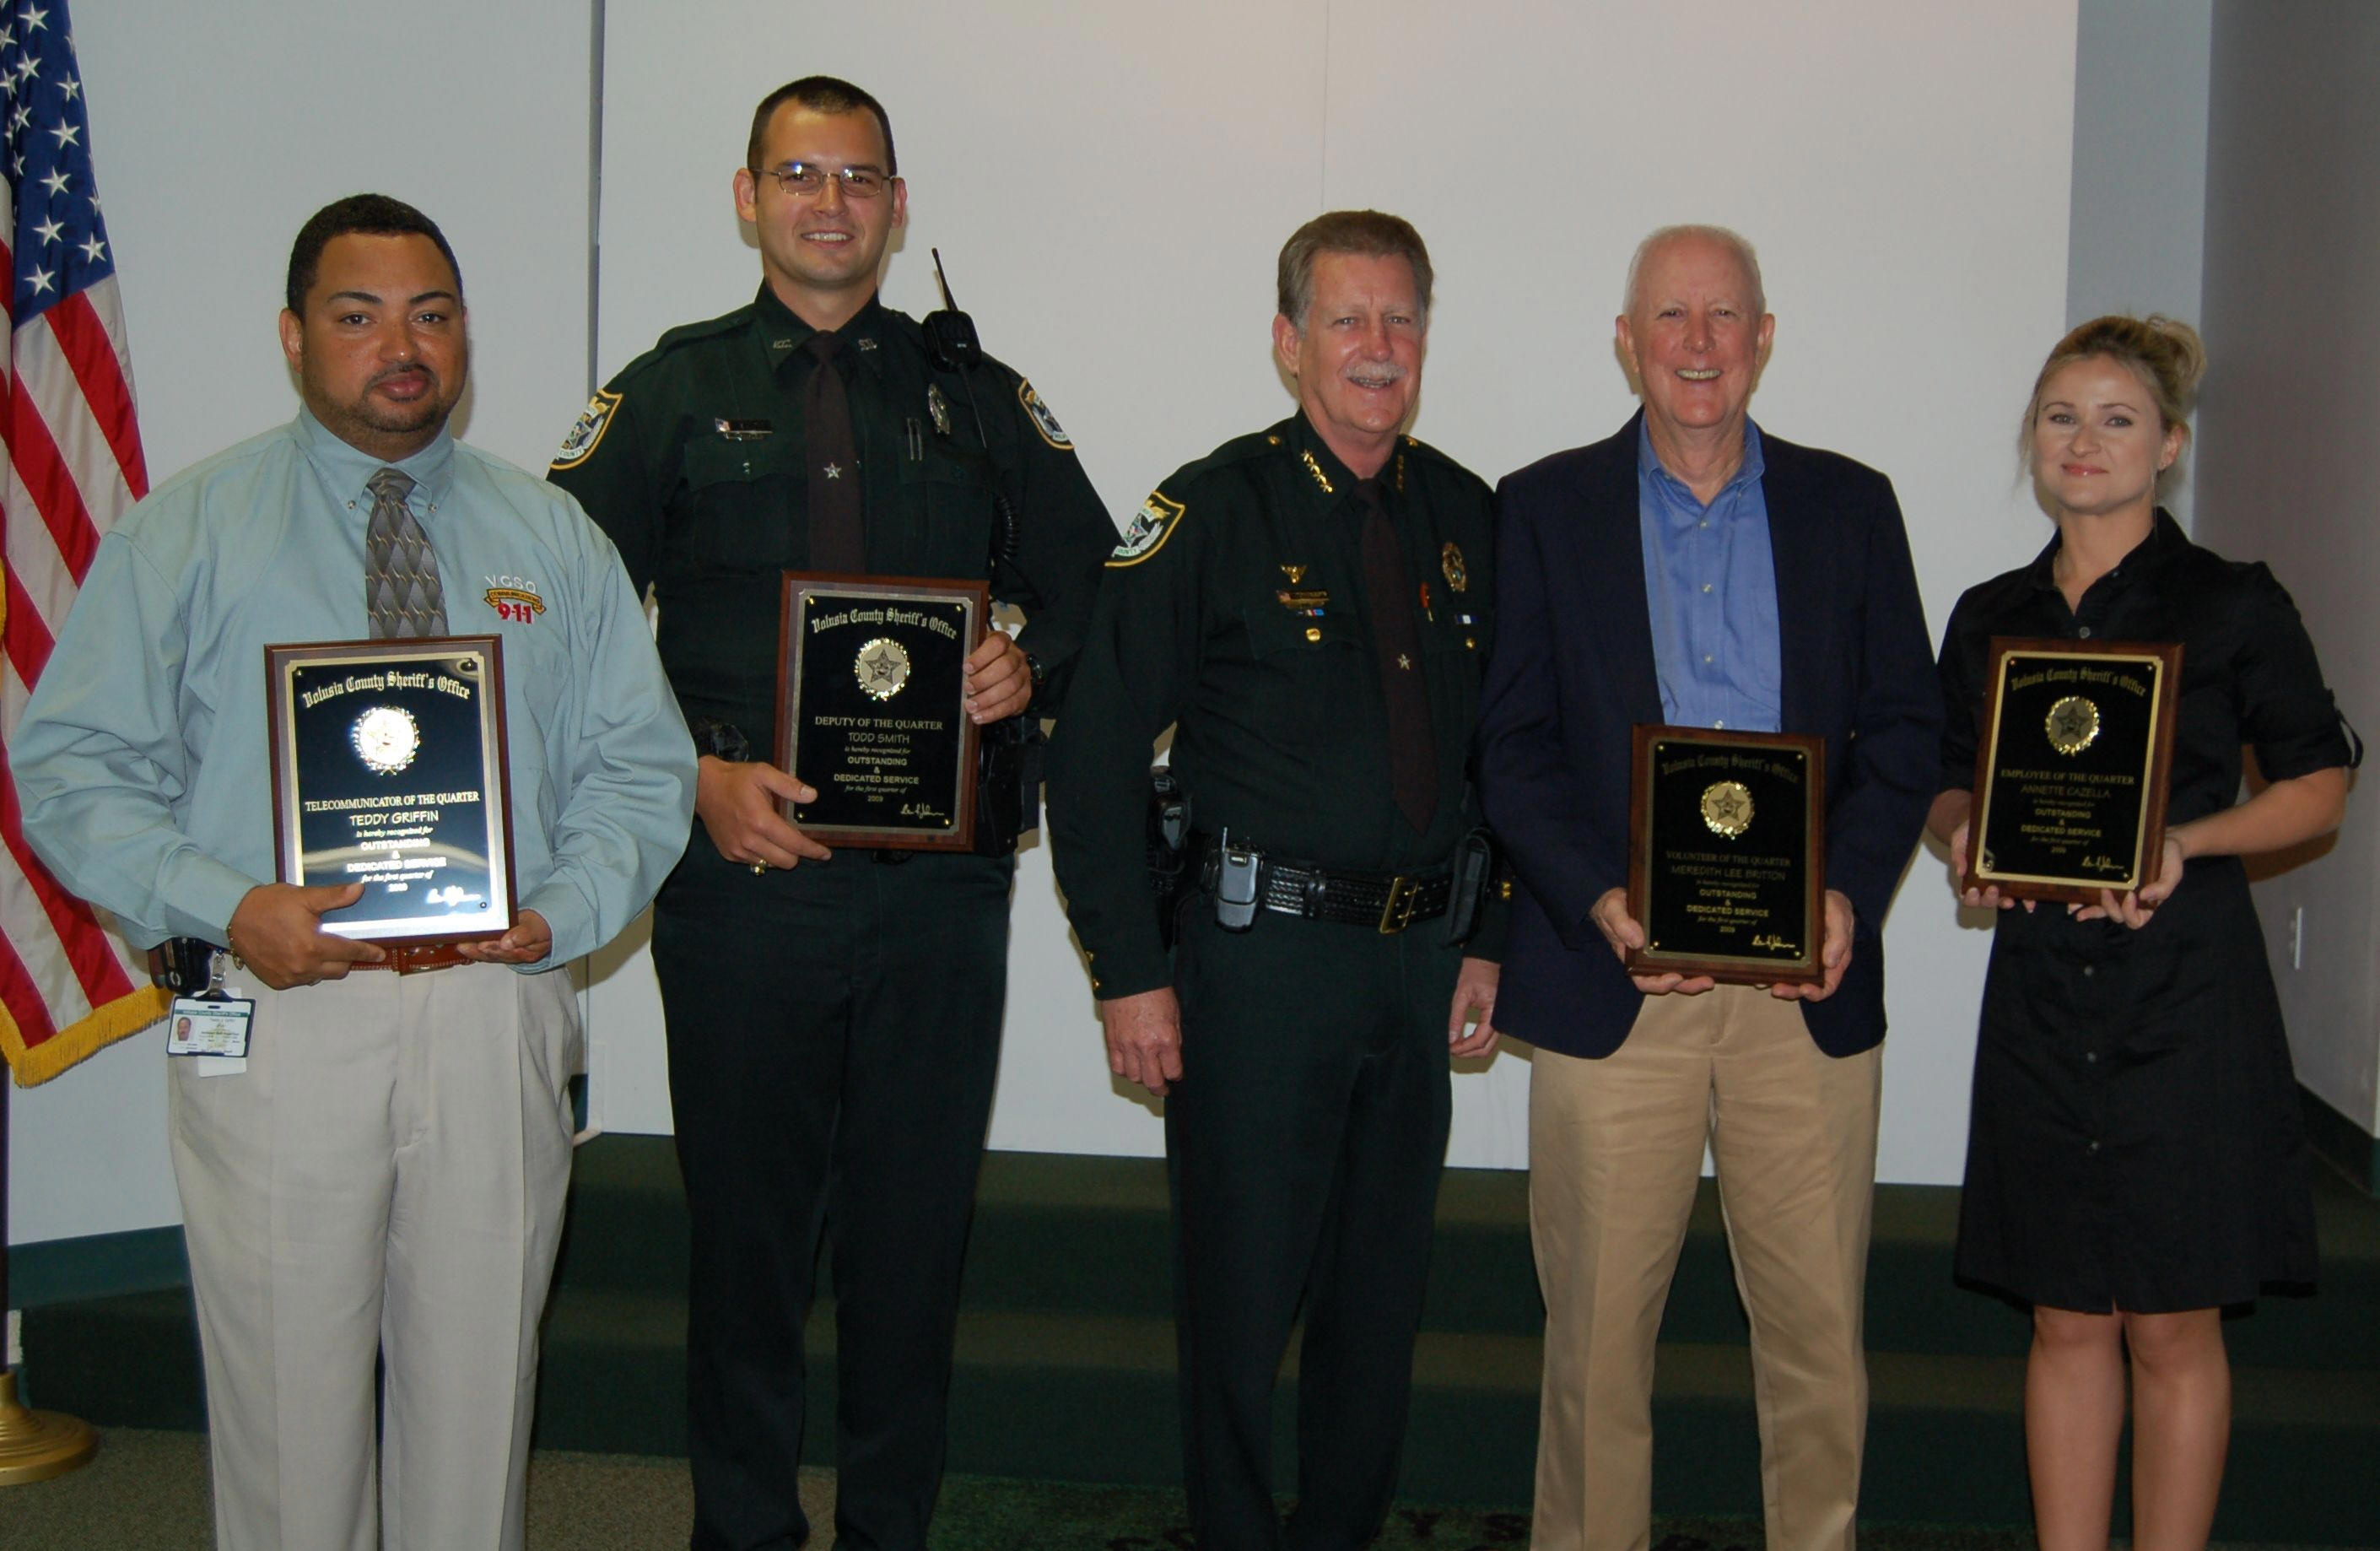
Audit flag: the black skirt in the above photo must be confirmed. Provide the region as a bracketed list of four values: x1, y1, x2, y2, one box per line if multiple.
[1954, 857, 2317, 1312]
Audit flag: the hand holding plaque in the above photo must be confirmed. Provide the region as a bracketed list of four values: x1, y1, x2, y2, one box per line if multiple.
[777, 575, 986, 851]
[1964, 638, 2180, 903]
[1626, 726, 1826, 986]
[266, 636, 516, 945]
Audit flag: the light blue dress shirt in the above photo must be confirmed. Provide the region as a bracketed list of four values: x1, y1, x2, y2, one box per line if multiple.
[10, 411, 695, 968]
[1637, 417, 1783, 732]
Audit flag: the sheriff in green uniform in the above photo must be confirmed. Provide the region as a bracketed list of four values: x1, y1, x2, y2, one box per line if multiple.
[547, 77, 1113, 1551]
[1046, 211, 1503, 1551]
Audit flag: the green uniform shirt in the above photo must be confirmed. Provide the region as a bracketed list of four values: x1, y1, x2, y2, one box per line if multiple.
[548, 285, 1114, 758]
[1046, 413, 1504, 999]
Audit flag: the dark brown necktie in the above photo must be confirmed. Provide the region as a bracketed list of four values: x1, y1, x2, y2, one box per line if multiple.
[364, 467, 446, 638]
[803, 332, 865, 573]
[1357, 478, 1438, 833]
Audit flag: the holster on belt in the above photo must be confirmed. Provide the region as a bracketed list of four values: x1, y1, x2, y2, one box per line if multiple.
[972, 716, 1039, 858]
[1444, 825, 1499, 948]
[1147, 765, 1193, 948]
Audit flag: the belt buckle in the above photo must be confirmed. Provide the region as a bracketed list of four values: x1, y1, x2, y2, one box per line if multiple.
[388, 942, 465, 975]
[1379, 875, 1420, 934]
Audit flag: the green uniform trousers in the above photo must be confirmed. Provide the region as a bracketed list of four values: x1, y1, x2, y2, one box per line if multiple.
[656, 833, 1014, 1551]
[1165, 902, 1460, 1550]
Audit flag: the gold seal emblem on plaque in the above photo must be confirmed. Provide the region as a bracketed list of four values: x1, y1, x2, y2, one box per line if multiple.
[351, 705, 421, 776]
[1700, 780, 1753, 838]
[855, 637, 911, 701]
[2045, 694, 2100, 755]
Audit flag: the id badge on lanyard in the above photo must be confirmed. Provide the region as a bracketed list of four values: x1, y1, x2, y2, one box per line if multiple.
[167, 951, 254, 1073]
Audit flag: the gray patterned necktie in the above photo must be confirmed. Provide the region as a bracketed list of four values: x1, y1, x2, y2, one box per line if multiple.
[364, 467, 447, 638]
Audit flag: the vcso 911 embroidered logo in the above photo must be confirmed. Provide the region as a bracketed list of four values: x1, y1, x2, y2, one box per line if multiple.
[484, 577, 546, 624]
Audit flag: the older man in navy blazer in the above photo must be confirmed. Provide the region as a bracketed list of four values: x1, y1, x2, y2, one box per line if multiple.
[1480, 225, 1938, 1551]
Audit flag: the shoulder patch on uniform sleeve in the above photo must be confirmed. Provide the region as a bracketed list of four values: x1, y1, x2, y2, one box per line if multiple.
[1109, 491, 1185, 567]
[550, 390, 623, 469]
[1017, 379, 1072, 451]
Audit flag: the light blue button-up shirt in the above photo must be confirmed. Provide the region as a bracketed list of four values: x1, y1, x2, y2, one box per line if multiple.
[10, 411, 695, 968]
[1637, 417, 1782, 732]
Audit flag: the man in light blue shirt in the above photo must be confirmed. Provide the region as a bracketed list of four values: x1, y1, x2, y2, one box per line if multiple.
[9, 195, 694, 1551]
[1637, 415, 1784, 735]
[1482, 224, 1939, 1551]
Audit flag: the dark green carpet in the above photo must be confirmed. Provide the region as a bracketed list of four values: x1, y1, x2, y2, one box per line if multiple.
[0, 1428, 2334, 1551]
[17, 1144, 2379, 1543]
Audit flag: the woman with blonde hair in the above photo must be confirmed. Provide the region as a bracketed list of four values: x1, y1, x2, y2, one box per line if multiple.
[1928, 315, 2356, 1549]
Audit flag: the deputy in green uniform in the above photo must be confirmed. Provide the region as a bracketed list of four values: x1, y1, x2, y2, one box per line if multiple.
[1046, 211, 1503, 1551]
[547, 76, 1113, 1551]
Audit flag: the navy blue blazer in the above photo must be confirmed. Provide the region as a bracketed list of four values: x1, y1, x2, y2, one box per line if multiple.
[1479, 413, 1940, 1060]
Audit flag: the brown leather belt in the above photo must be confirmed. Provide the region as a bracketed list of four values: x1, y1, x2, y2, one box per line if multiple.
[350, 942, 472, 975]
[152, 938, 471, 981]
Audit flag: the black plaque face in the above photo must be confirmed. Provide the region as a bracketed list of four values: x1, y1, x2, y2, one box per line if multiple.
[1627, 727, 1826, 985]
[266, 636, 515, 944]
[777, 575, 985, 851]
[1967, 638, 2180, 901]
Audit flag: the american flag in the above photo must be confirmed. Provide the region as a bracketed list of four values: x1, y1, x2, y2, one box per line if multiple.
[0, 0, 165, 1084]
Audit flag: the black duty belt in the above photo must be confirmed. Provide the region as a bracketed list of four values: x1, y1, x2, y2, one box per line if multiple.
[1195, 836, 1452, 934]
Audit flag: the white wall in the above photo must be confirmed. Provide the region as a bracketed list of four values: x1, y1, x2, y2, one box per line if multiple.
[8, 0, 596, 1245]
[2194, 0, 2380, 1136]
[586, 0, 2081, 1182]
[2065, 0, 2211, 527]
[14, 2, 2091, 1258]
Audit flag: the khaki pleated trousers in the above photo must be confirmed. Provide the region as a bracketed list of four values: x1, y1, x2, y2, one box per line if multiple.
[168, 962, 579, 1551]
[1529, 984, 1881, 1551]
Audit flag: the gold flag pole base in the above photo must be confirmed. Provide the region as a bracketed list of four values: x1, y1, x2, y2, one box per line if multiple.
[0, 1369, 100, 1485]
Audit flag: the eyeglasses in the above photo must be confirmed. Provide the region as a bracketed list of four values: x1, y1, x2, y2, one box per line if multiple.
[747, 163, 893, 200]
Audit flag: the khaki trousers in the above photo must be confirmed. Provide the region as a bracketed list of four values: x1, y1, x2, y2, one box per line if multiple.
[1529, 984, 1881, 1551]
[168, 962, 580, 1551]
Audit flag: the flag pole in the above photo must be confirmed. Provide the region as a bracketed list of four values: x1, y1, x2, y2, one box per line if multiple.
[0, 1078, 99, 1484]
